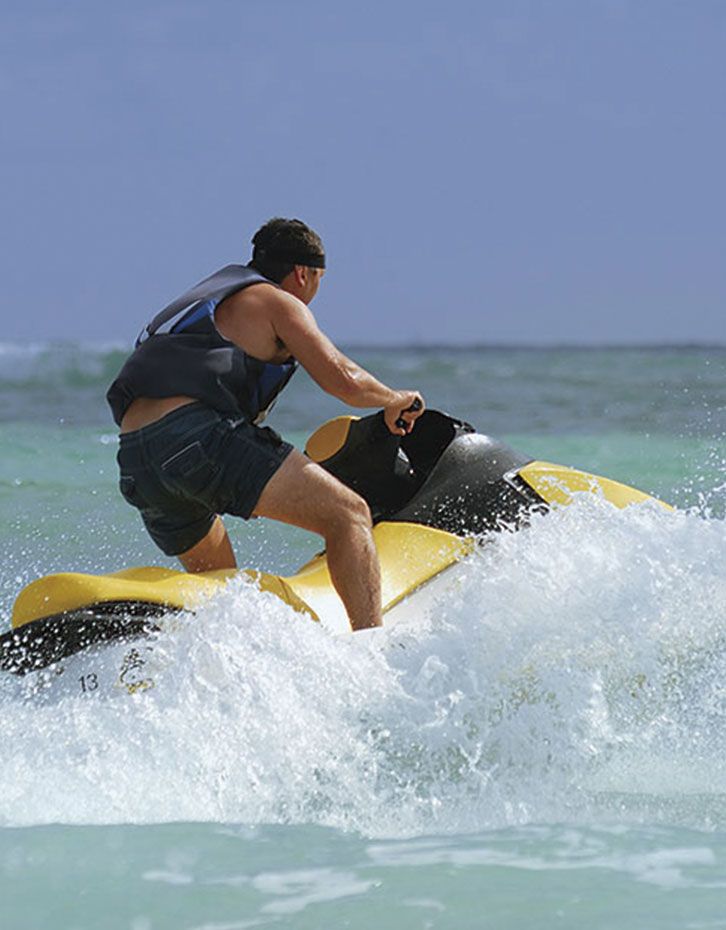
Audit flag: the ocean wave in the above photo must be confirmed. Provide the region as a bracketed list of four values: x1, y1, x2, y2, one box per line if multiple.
[0, 340, 127, 357]
[1, 344, 725, 438]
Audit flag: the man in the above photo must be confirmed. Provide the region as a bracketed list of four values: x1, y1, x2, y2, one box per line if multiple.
[107, 218, 424, 632]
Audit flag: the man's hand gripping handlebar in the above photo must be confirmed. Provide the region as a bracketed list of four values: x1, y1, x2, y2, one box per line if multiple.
[384, 393, 425, 436]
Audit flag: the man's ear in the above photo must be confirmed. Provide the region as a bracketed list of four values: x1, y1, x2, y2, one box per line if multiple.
[293, 264, 307, 286]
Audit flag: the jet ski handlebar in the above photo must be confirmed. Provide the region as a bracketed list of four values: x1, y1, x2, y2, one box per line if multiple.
[394, 396, 423, 430]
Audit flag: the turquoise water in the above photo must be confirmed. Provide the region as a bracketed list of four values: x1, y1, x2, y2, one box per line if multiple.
[1, 344, 725, 928]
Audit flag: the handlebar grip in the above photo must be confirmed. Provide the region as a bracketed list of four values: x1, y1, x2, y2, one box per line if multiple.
[395, 397, 423, 430]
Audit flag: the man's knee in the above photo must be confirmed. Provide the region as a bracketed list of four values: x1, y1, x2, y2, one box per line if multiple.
[323, 487, 373, 535]
[347, 490, 373, 528]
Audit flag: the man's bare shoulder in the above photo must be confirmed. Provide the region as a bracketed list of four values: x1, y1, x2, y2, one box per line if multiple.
[221, 281, 277, 310]
[215, 282, 306, 357]
[217, 281, 298, 320]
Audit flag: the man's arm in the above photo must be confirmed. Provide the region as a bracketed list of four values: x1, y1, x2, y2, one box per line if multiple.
[272, 291, 424, 434]
[220, 286, 424, 435]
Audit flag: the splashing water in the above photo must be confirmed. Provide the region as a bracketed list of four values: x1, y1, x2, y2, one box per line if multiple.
[1, 493, 725, 838]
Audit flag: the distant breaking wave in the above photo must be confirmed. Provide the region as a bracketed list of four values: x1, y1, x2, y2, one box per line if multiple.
[0, 342, 724, 437]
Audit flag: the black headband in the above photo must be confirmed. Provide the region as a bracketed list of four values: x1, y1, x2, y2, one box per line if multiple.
[253, 247, 326, 269]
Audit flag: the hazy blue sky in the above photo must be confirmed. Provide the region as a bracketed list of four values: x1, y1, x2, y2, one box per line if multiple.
[2, 0, 724, 345]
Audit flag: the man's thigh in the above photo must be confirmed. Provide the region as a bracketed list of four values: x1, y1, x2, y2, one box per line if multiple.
[252, 448, 363, 535]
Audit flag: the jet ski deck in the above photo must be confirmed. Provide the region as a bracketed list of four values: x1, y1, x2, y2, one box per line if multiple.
[4, 522, 471, 675]
[3, 409, 670, 679]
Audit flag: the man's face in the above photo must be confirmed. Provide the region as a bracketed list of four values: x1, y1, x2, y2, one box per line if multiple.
[303, 267, 325, 304]
[282, 266, 325, 304]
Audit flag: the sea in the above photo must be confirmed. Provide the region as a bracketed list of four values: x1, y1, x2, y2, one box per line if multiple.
[1, 342, 725, 929]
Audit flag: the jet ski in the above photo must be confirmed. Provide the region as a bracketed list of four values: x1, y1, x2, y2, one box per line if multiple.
[2, 409, 669, 693]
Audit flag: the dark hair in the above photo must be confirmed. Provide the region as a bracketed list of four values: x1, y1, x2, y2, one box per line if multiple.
[249, 217, 325, 283]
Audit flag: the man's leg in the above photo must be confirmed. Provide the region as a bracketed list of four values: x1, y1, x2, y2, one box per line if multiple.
[254, 450, 382, 631]
[178, 515, 236, 573]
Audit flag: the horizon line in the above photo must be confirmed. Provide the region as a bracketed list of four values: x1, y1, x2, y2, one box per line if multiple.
[342, 341, 726, 351]
[0, 339, 724, 352]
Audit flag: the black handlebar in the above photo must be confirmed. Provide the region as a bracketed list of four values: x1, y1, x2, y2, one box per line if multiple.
[395, 397, 423, 430]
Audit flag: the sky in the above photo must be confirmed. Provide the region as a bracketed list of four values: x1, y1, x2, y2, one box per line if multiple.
[1, 0, 725, 346]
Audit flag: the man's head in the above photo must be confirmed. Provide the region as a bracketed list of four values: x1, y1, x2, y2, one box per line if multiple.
[249, 217, 326, 304]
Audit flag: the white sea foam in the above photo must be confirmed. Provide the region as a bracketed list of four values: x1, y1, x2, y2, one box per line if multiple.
[1, 496, 725, 836]
[0, 342, 49, 359]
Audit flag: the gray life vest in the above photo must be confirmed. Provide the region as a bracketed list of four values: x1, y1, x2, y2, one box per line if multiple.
[106, 265, 297, 426]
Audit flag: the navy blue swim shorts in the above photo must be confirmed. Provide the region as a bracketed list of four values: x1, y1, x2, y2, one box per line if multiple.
[116, 403, 294, 556]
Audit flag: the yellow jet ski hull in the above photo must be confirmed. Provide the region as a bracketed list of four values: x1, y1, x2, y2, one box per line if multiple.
[4, 408, 670, 681]
[11, 522, 473, 635]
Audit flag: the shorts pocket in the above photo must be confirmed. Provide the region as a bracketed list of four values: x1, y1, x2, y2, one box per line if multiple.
[160, 440, 218, 498]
